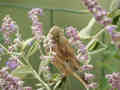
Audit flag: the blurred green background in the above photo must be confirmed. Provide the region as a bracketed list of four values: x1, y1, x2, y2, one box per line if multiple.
[1, 0, 119, 90]
[0, 0, 112, 38]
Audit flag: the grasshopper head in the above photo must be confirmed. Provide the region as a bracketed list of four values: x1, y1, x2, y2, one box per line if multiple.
[48, 26, 64, 41]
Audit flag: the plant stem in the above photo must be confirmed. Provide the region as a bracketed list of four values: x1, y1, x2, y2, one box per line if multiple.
[26, 40, 39, 58]
[22, 55, 51, 90]
[99, 30, 106, 89]
[0, 43, 8, 53]
[68, 77, 71, 90]
[53, 80, 62, 90]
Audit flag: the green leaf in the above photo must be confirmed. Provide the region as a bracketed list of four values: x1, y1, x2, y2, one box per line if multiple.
[88, 41, 99, 51]
[103, 43, 117, 58]
[11, 65, 32, 79]
[109, 9, 120, 18]
[0, 32, 4, 43]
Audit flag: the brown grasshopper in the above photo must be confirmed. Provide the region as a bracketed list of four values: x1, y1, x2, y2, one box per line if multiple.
[47, 26, 88, 88]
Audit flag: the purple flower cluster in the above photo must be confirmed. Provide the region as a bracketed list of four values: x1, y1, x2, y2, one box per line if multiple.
[1, 15, 18, 33]
[65, 26, 97, 88]
[28, 8, 44, 40]
[1, 15, 18, 44]
[82, 0, 117, 33]
[66, 26, 79, 40]
[65, 26, 88, 63]
[84, 72, 97, 88]
[105, 25, 117, 34]
[28, 8, 43, 18]
[106, 72, 120, 89]
[0, 67, 32, 90]
[81, 64, 97, 89]
[82, 0, 110, 25]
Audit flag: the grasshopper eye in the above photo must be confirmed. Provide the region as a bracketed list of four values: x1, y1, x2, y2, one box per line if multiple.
[54, 35, 59, 41]
[55, 35, 59, 38]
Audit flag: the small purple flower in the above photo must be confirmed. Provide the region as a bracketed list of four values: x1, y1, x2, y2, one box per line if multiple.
[83, 0, 98, 7]
[65, 26, 78, 37]
[77, 54, 89, 64]
[105, 74, 112, 79]
[9, 23, 17, 32]
[100, 16, 112, 26]
[105, 25, 117, 34]
[85, 73, 94, 80]
[110, 32, 120, 44]
[28, 8, 43, 17]
[95, 6, 107, 15]
[24, 87, 32, 90]
[81, 64, 93, 71]
[94, 12, 103, 21]
[6, 59, 19, 70]
[77, 44, 86, 53]
[106, 72, 120, 89]
[27, 41, 33, 46]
